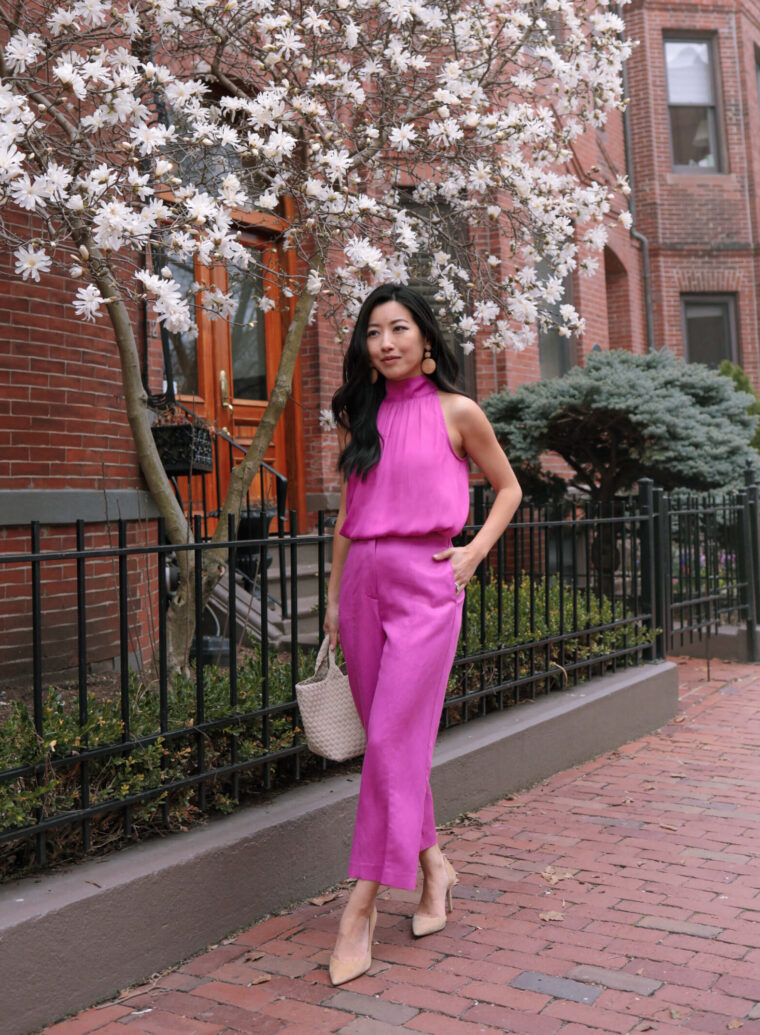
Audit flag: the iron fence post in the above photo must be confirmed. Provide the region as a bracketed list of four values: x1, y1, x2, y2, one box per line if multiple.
[738, 489, 759, 662]
[744, 467, 760, 627]
[653, 487, 670, 661]
[638, 479, 660, 661]
[194, 513, 206, 811]
[29, 520, 46, 866]
[228, 512, 240, 803]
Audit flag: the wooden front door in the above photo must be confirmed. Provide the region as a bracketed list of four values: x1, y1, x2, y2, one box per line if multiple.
[163, 223, 305, 527]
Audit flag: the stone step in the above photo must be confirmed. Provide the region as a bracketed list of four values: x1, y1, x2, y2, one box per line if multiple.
[264, 544, 333, 576]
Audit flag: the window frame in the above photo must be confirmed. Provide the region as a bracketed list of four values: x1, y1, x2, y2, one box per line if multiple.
[680, 292, 739, 366]
[663, 33, 725, 175]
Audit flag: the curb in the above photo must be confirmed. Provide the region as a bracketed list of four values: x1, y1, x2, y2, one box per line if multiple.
[0, 660, 678, 1035]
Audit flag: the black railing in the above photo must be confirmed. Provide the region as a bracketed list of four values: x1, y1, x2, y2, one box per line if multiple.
[657, 480, 758, 660]
[1, 479, 758, 879]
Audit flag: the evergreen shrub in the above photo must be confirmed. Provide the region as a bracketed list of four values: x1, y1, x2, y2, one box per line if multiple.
[484, 350, 759, 501]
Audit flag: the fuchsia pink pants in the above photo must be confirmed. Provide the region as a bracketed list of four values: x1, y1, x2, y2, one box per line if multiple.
[339, 534, 464, 890]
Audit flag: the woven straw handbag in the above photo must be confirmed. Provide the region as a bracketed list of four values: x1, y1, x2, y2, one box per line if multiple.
[295, 636, 367, 762]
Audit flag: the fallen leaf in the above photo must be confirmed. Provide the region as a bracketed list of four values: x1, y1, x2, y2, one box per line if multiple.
[672, 715, 686, 723]
[249, 974, 271, 985]
[670, 1009, 681, 1020]
[728, 1022, 743, 1030]
[540, 867, 574, 886]
[660, 824, 679, 831]
[244, 951, 264, 962]
[539, 911, 565, 922]
[638, 1025, 655, 1032]
[309, 893, 337, 906]
[541, 868, 562, 885]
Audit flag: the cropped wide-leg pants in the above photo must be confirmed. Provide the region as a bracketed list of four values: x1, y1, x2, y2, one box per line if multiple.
[339, 534, 464, 891]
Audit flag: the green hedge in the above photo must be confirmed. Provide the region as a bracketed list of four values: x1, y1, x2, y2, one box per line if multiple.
[0, 644, 311, 880]
[1, 576, 653, 881]
[448, 575, 653, 708]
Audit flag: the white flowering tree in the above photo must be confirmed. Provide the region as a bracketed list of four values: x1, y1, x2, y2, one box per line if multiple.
[0, 0, 632, 671]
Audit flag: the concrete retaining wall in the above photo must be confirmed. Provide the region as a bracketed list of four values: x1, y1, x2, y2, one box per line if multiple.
[0, 660, 678, 1035]
[672, 624, 760, 664]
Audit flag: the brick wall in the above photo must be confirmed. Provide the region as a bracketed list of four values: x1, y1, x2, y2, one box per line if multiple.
[0, 520, 158, 684]
[626, 0, 760, 387]
[0, 225, 160, 682]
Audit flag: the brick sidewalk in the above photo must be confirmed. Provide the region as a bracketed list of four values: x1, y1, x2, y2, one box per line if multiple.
[43, 656, 760, 1035]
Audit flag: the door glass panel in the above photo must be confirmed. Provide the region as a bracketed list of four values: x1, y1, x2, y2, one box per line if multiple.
[163, 257, 198, 395]
[230, 265, 268, 400]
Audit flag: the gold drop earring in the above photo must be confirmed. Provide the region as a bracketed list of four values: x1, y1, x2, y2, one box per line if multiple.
[421, 343, 436, 375]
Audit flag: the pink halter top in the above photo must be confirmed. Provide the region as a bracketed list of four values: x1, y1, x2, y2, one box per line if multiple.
[341, 375, 470, 540]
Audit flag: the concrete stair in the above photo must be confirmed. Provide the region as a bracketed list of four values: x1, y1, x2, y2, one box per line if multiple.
[204, 536, 332, 651]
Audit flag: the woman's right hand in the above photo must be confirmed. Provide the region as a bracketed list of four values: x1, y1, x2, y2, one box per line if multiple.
[324, 599, 340, 650]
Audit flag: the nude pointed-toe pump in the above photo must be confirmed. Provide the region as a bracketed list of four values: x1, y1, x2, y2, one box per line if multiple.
[329, 907, 377, 986]
[412, 855, 458, 938]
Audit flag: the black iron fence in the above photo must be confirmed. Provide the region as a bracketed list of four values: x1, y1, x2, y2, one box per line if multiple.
[1, 479, 757, 878]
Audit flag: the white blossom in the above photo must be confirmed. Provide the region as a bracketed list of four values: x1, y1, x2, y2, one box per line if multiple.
[72, 284, 104, 321]
[5, 32, 43, 74]
[10, 174, 48, 211]
[389, 124, 418, 151]
[306, 269, 324, 294]
[15, 246, 51, 281]
[0, 0, 631, 362]
[0, 143, 24, 182]
[319, 408, 337, 431]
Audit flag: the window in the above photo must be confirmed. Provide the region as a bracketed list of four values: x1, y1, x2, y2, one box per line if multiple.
[538, 262, 575, 379]
[665, 37, 722, 171]
[681, 294, 738, 366]
[525, 6, 565, 52]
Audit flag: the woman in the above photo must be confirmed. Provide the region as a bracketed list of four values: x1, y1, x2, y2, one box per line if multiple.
[325, 283, 522, 985]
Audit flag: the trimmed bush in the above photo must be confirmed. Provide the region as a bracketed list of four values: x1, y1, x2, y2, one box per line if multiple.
[484, 349, 759, 501]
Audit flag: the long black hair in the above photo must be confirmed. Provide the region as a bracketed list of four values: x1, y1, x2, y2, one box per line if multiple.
[332, 283, 461, 480]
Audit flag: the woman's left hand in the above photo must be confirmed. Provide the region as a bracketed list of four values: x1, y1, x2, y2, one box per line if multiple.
[432, 544, 479, 594]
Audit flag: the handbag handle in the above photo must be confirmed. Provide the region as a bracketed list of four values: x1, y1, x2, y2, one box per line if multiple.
[314, 634, 338, 678]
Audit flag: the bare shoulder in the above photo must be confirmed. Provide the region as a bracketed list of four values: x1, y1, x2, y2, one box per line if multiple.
[438, 391, 489, 429]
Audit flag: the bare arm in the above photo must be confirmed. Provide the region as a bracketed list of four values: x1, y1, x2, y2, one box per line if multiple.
[324, 433, 351, 648]
[434, 395, 522, 588]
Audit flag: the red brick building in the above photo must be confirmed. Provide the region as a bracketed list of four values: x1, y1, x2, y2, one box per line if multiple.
[625, 0, 760, 386]
[2, 0, 760, 679]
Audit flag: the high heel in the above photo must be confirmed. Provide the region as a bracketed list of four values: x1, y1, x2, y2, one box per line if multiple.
[412, 855, 458, 938]
[329, 907, 377, 986]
